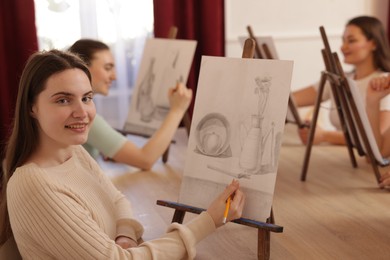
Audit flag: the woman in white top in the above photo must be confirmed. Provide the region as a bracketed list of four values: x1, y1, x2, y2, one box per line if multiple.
[293, 16, 390, 145]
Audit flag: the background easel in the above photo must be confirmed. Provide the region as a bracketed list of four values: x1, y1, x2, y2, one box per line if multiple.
[117, 26, 192, 163]
[157, 38, 283, 260]
[300, 26, 389, 183]
[247, 25, 306, 129]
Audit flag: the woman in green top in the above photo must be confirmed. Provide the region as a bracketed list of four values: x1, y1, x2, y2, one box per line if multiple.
[69, 39, 192, 170]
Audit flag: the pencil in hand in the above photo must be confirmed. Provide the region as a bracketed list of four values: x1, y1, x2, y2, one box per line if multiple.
[223, 196, 232, 224]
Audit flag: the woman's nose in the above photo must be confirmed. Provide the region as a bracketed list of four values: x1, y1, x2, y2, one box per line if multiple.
[111, 70, 117, 81]
[72, 101, 88, 118]
[340, 42, 348, 52]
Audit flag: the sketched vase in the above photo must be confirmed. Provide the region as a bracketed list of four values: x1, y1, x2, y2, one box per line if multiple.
[137, 59, 155, 122]
[139, 95, 154, 122]
[239, 115, 262, 171]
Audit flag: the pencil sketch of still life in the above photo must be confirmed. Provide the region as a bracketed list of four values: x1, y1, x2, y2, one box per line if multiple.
[123, 38, 197, 136]
[179, 56, 293, 222]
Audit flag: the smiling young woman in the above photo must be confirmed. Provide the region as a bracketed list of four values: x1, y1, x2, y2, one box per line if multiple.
[292, 16, 390, 146]
[0, 49, 245, 259]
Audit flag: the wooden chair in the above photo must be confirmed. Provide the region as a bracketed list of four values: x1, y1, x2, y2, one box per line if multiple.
[300, 26, 389, 183]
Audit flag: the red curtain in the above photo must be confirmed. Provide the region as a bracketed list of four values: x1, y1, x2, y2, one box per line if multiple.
[0, 0, 38, 172]
[153, 0, 225, 116]
[388, 2, 390, 43]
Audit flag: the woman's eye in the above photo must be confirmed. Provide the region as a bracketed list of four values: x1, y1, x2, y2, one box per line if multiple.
[82, 96, 93, 103]
[57, 98, 69, 104]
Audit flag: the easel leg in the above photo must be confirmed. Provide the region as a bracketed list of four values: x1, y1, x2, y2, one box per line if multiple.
[162, 146, 169, 163]
[368, 155, 382, 184]
[257, 229, 270, 260]
[171, 209, 186, 224]
[182, 112, 192, 135]
[301, 72, 327, 181]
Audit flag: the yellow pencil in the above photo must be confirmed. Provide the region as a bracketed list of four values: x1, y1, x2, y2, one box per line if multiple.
[223, 196, 231, 224]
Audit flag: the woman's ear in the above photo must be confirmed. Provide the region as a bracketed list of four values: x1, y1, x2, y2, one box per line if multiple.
[30, 105, 36, 118]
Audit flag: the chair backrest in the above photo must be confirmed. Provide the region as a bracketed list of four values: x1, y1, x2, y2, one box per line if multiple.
[0, 236, 22, 260]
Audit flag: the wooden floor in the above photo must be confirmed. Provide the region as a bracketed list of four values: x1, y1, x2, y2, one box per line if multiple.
[98, 124, 390, 260]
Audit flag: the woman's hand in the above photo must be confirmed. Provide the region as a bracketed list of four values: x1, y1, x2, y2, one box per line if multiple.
[298, 121, 325, 145]
[206, 179, 245, 228]
[379, 171, 390, 188]
[168, 83, 192, 113]
[115, 236, 138, 249]
[369, 75, 390, 91]
[367, 76, 390, 105]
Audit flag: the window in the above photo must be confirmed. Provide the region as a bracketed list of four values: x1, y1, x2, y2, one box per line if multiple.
[34, 0, 154, 128]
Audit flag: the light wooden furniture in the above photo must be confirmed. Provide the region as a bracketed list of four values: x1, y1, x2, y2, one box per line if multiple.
[99, 124, 390, 259]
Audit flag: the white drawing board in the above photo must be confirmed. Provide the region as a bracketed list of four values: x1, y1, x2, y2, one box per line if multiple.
[179, 56, 294, 222]
[124, 38, 197, 135]
[346, 78, 387, 164]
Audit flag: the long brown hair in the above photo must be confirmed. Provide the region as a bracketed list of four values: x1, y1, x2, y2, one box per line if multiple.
[347, 16, 390, 72]
[0, 49, 91, 245]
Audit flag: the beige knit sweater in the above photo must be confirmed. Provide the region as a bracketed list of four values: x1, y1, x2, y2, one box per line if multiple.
[7, 146, 216, 259]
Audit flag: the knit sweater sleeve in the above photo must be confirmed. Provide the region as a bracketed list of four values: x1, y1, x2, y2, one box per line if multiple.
[76, 146, 143, 241]
[7, 165, 216, 260]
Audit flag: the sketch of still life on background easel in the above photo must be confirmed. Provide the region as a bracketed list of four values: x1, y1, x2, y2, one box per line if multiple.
[194, 76, 282, 179]
[124, 38, 197, 136]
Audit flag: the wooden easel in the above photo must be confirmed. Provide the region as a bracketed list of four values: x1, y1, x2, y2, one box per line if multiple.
[300, 26, 389, 183]
[118, 26, 192, 163]
[157, 38, 283, 260]
[247, 25, 306, 129]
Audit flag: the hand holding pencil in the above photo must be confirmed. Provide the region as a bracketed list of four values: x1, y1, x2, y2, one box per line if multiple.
[206, 179, 245, 228]
[168, 81, 192, 113]
[223, 195, 232, 224]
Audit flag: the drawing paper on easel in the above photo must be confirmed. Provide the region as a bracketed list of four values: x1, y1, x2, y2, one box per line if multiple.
[123, 38, 197, 136]
[346, 78, 387, 164]
[179, 56, 293, 222]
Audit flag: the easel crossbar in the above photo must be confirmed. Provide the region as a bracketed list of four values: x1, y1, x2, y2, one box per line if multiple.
[156, 200, 283, 232]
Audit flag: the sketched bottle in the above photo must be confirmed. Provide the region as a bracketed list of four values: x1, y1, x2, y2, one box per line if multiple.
[239, 115, 262, 171]
[239, 77, 271, 172]
[137, 58, 155, 122]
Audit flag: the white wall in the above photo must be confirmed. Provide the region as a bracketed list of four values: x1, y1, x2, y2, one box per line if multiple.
[225, 0, 389, 91]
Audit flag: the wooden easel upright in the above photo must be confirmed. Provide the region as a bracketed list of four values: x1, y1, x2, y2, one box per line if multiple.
[157, 38, 283, 260]
[300, 26, 389, 183]
[333, 54, 390, 182]
[246, 25, 307, 129]
[118, 26, 192, 163]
